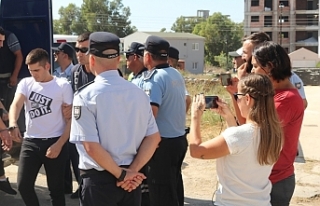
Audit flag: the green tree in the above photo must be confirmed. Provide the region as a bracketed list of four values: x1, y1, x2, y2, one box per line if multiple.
[81, 0, 136, 37]
[160, 28, 166, 32]
[53, 3, 85, 34]
[171, 16, 203, 33]
[193, 12, 243, 66]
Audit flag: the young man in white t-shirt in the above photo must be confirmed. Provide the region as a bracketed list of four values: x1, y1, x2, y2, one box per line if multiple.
[8, 48, 73, 206]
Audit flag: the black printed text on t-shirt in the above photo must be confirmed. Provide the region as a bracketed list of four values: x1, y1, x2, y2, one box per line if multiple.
[28, 91, 52, 119]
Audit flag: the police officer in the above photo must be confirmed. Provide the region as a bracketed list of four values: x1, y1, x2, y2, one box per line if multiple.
[140, 36, 188, 206]
[69, 32, 161, 206]
[0, 26, 23, 195]
[290, 72, 308, 109]
[168, 46, 191, 114]
[62, 32, 95, 199]
[52, 42, 75, 81]
[124, 42, 147, 85]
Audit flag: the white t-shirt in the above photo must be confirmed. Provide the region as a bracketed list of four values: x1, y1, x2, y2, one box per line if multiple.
[215, 123, 272, 206]
[16, 76, 73, 138]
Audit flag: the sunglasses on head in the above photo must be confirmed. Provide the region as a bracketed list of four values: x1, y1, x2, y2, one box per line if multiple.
[75, 47, 88, 53]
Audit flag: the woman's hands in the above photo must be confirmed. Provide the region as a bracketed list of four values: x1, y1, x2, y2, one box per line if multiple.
[191, 94, 205, 119]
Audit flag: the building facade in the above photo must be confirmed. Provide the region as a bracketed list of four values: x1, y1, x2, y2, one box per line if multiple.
[244, 0, 320, 53]
[124, 32, 205, 74]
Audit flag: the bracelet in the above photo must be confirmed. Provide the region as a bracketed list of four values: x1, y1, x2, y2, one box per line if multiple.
[0, 128, 8, 133]
[117, 169, 127, 182]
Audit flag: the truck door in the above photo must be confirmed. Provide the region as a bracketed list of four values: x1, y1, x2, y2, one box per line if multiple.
[0, 0, 53, 77]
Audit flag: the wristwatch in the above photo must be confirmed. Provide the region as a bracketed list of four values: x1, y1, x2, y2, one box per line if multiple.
[117, 169, 127, 182]
[8, 126, 18, 131]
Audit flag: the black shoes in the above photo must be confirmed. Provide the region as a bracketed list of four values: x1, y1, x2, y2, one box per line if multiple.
[0, 177, 17, 195]
[70, 189, 79, 199]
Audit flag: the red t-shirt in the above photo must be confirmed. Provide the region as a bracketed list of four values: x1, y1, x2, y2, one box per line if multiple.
[269, 88, 304, 184]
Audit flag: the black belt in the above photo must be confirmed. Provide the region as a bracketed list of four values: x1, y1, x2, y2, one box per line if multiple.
[80, 165, 130, 176]
[24, 137, 59, 141]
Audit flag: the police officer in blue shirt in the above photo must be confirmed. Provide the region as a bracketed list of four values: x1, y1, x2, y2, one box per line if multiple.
[140, 36, 188, 206]
[168, 46, 192, 115]
[125, 42, 147, 84]
[69, 32, 161, 206]
[52, 42, 75, 81]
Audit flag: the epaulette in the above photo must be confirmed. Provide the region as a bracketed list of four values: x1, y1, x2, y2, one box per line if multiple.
[75, 81, 94, 95]
[143, 69, 157, 80]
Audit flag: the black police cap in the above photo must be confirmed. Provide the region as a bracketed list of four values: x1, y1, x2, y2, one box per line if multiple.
[52, 42, 75, 58]
[169, 46, 179, 60]
[124, 42, 144, 56]
[87, 32, 120, 59]
[140, 36, 169, 57]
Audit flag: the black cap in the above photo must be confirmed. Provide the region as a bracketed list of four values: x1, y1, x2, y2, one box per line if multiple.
[124, 42, 144, 56]
[52, 43, 75, 58]
[169, 46, 179, 60]
[141, 36, 169, 57]
[87, 32, 120, 59]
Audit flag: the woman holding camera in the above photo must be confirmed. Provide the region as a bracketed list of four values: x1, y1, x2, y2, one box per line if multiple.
[189, 74, 283, 206]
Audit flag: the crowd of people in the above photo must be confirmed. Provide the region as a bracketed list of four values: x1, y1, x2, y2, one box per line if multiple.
[0, 28, 305, 206]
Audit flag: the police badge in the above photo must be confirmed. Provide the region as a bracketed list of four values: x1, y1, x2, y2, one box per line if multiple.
[73, 106, 81, 120]
[144, 89, 151, 96]
[295, 82, 302, 89]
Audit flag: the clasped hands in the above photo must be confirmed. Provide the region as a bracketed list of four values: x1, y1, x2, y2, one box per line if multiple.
[116, 168, 146, 192]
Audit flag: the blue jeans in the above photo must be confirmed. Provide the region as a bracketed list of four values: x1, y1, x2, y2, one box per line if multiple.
[270, 174, 295, 206]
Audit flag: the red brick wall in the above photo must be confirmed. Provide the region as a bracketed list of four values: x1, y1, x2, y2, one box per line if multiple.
[250, 0, 264, 11]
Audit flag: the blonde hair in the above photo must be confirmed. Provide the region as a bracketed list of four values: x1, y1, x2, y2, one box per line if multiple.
[239, 74, 283, 165]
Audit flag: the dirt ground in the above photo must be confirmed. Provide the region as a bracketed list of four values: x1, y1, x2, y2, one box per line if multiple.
[182, 150, 320, 206]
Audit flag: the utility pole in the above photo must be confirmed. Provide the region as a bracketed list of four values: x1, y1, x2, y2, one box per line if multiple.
[279, 3, 284, 46]
[225, 37, 228, 70]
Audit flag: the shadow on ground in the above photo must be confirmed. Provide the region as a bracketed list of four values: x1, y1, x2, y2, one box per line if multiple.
[184, 197, 215, 205]
[0, 183, 79, 206]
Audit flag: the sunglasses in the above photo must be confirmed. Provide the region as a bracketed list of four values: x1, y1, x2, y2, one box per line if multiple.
[75, 47, 88, 53]
[125, 53, 134, 59]
[233, 93, 256, 101]
[233, 93, 246, 101]
[53, 51, 60, 55]
[126, 53, 141, 60]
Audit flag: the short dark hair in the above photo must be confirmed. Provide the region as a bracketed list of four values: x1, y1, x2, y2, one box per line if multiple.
[243, 32, 271, 46]
[253, 41, 292, 81]
[0, 27, 5, 35]
[77, 32, 92, 42]
[25, 48, 49, 66]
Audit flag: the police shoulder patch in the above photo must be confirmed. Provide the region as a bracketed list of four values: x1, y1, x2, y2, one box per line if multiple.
[73, 106, 81, 120]
[295, 82, 302, 89]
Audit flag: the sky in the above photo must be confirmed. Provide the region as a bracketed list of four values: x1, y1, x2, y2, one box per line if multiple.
[52, 0, 244, 32]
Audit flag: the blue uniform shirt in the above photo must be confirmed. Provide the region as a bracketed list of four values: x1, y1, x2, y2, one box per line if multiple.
[290, 72, 306, 99]
[142, 64, 186, 138]
[53, 63, 74, 82]
[70, 70, 158, 170]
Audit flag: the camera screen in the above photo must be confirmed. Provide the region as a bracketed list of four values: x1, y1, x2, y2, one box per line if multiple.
[220, 73, 232, 86]
[205, 96, 218, 109]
